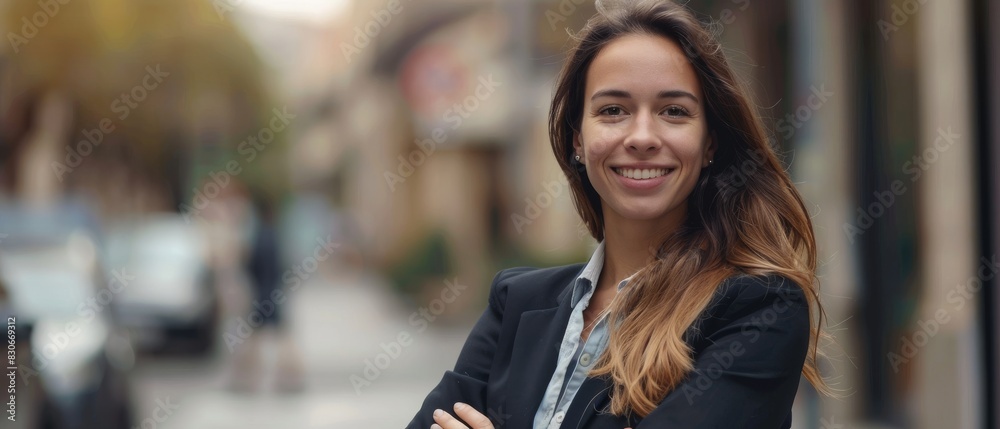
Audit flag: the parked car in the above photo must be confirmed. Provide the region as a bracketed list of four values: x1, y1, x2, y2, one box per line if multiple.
[0, 230, 135, 429]
[106, 214, 219, 354]
[0, 275, 45, 429]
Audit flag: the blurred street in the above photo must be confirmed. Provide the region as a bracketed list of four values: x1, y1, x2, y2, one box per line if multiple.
[128, 268, 469, 429]
[0, 0, 996, 428]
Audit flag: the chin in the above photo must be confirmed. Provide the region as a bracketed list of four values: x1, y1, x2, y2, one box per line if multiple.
[611, 201, 678, 221]
[606, 188, 694, 219]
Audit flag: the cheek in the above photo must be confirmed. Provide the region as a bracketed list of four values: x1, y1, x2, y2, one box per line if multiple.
[584, 143, 611, 161]
[671, 130, 710, 160]
[581, 126, 621, 160]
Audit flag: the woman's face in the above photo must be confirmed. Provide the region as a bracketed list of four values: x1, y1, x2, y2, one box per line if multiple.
[574, 33, 715, 230]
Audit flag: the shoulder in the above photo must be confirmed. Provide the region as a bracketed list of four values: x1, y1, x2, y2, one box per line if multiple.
[487, 263, 586, 309]
[492, 263, 585, 286]
[710, 274, 807, 310]
[687, 273, 813, 375]
[691, 273, 811, 342]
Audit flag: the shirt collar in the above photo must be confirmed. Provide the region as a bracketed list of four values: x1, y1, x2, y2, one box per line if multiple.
[572, 241, 637, 306]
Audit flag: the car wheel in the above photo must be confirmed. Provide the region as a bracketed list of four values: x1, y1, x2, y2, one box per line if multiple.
[188, 301, 219, 355]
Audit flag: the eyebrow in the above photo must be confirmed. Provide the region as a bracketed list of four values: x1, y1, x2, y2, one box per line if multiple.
[590, 89, 700, 104]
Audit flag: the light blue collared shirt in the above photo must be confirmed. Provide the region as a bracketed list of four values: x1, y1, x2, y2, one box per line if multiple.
[533, 241, 635, 428]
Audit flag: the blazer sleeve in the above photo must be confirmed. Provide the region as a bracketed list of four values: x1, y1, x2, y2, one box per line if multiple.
[404, 268, 513, 429]
[635, 275, 812, 429]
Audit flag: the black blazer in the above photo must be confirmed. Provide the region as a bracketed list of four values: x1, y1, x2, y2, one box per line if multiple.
[406, 264, 811, 429]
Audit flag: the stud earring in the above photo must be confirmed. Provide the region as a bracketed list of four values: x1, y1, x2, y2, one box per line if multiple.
[575, 155, 581, 162]
[708, 159, 714, 165]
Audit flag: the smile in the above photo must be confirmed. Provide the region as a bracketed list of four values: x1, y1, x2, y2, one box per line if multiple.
[612, 167, 673, 180]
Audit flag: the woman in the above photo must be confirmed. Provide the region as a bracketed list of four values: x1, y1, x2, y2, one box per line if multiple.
[407, 1, 827, 427]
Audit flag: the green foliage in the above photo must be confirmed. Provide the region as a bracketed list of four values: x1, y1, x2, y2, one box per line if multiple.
[386, 229, 454, 298]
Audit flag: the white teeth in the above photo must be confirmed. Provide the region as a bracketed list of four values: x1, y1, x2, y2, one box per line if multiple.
[613, 168, 670, 180]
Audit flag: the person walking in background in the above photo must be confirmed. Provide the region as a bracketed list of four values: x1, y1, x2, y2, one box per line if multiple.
[228, 191, 305, 393]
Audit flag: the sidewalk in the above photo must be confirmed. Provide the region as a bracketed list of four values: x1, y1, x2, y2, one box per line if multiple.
[129, 269, 471, 429]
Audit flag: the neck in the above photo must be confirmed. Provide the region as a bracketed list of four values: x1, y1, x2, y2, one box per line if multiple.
[599, 202, 687, 290]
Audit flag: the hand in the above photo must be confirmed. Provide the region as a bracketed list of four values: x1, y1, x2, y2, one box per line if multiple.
[429, 403, 633, 429]
[431, 403, 493, 429]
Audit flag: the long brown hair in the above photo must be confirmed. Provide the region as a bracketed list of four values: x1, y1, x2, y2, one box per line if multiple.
[549, 0, 828, 417]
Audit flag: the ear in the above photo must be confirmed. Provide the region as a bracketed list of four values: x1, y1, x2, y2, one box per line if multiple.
[703, 131, 717, 167]
[572, 131, 584, 161]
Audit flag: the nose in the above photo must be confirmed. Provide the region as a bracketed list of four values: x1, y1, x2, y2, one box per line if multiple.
[623, 113, 662, 154]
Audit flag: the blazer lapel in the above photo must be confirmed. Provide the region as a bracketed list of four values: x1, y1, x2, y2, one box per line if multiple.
[503, 277, 578, 428]
[562, 377, 615, 428]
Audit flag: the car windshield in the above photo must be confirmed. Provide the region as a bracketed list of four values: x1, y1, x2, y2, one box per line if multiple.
[134, 233, 200, 264]
[107, 218, 204, 276]
[0, 245, 96, 320]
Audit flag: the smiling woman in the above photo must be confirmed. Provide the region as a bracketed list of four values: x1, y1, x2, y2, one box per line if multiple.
[407, 1, 829, 428]
[574, 33, 713, 243]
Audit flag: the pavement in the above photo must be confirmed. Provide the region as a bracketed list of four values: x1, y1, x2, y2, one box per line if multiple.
[129, 269, 471, 429]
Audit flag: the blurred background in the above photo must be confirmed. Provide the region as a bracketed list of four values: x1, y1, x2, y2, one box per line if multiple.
[0, 0, 995, 428]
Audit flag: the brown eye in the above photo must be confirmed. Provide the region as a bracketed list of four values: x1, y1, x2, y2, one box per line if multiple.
[665, 106, 690, 117]
[600, 106, 625, 116]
